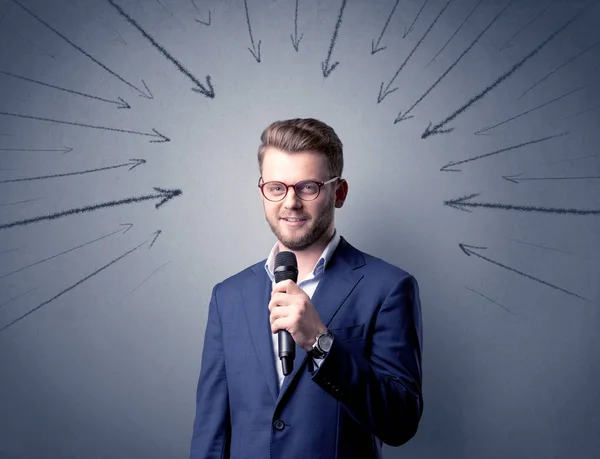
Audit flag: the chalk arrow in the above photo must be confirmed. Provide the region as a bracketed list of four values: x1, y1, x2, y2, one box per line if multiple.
[108, 0, 214, 98]
[503, 173, 600, 184]
[290, 0, 303, 52]
[0, 159, 145, 184]
[459, 243, 592, 303]
[10, 0, 152, 98]
[445, 193, 600, 216]
[321, 0, 347, 78]
[0, 187, 182, 231]
[0, 230, 161, 333]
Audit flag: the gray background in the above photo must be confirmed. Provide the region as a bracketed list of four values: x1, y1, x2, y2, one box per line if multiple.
[1, 0, 599, 458]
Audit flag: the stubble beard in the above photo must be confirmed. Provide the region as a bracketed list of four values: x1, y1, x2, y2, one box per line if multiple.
[266, 196, 335, 251]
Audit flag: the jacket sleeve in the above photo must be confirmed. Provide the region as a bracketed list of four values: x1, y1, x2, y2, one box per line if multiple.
[189, 283, 231, 459]
[310, 274, 423, 447]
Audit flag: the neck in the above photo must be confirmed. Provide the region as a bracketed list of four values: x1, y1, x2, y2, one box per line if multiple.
[278, 228, 335, 281]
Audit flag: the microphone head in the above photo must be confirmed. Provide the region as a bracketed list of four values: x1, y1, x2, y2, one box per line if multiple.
[274, 251, 298, 283]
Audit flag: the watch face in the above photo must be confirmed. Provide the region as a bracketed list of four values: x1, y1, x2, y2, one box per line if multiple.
[319, 333, 334, 352]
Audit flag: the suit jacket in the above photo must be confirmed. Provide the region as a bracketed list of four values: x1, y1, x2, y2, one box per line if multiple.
[190, 236, 423, 459]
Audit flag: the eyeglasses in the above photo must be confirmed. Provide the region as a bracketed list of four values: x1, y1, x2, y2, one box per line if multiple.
[258, 176, 339, 202]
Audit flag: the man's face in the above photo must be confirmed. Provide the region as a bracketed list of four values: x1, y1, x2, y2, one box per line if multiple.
[260, 147, 338, 251]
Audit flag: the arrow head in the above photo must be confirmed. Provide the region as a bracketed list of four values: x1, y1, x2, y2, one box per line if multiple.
[321, 60, 339, 78]
[440, 161, 461, 172]
[403, 24, 414, 38]
[149, 229, 161, 248]
[444, 193, 479, 212]
[458, 243, 487, 257]
[149, 128, 170, 143]
[371, 39, 386, 55]
[61, 146, 73, 154]
[422, 121, 454, 139]
[291, 32, 303, 52]
[248, 40, 262, 63]
[128, 158, 146, 170]
[195, 10, 211, 26]
[191, 75, 215, 98]
[192, 75, 215, 99]
[120, 223, 133, 234]
[153, 187, 183, 209]
[394, 111, 414, 124]
[377, 82, 398, 104]
[116, 97, 131, 109]
[137, 79, 153, 99]
[503, 174, 522, 184]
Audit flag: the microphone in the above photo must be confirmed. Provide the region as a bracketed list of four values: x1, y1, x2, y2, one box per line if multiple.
[274, 251, 298, 376]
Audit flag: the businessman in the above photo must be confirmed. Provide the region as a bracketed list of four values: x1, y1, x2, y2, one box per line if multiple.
[190, 118, 423, 459]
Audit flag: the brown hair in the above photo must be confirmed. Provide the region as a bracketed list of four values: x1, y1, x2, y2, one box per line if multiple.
[257, 118, 343, 177]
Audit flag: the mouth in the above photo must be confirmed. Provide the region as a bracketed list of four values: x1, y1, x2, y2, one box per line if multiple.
[280, 216, 308, 227]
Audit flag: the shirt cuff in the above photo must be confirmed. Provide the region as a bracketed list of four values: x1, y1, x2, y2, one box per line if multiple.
[312, 357, 325, 368]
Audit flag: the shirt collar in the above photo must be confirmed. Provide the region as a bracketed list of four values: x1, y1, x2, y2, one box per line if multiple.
[264, 230, 341, 283]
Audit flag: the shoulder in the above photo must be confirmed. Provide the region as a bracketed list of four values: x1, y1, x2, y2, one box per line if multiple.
[340, 237, 414, 279]
[213, 258, 267, 293]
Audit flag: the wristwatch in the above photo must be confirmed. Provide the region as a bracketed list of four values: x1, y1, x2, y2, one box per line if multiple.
[308, 332, 334, 359]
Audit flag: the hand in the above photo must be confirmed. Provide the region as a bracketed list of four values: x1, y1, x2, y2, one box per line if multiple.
[268, 279, 328, 352]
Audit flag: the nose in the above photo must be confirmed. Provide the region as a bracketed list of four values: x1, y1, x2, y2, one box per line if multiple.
[282, 185, 302, 208]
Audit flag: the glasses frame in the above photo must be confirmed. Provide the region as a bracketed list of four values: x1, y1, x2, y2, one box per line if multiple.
[258, 176, 340, 202]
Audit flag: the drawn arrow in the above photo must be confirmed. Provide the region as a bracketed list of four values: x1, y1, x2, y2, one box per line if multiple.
[421, 3, 590, 139]
[518, 39, 600, 99]
[464, 286, 515, 315]
[0, 230, 161, 333]
[290, 0, 303, 52]
[9, 0, 152, 98]
[403, 0, 429, 38]
[107, 0, 214, 98]
[371, 0, 400, 55]
[503, 173, 600, 184]
[0, 111, 169, 143]
[459, 243, 591, 303]
[0, 286, 42, 312]
[191, 0, 211, 26]
[243, 0, 261, 62]
[378, 0, 453, 103]
[475, 84, 588, 135]
[440, 133, 567, 172]
[0, 197, 43, 207]
[561, 102, 600, 121]
[0, 223, 133, 281]
[0, 187, 181, 232]
[498, 0, 558, 51]
[195, 11, 211, 26]
[445, 192, 600, 216]
[425, 0, 485, 67]
[395, 0, 513, 123]
[321, 0, 347, 78]
[0, 159, 145, 184]
[0, 70, 131, 109]
[0, 147, 72, 153]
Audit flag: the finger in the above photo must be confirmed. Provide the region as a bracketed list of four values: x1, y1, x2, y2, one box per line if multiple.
[268, 293, 291, 311]
[272, 279, 295, 293]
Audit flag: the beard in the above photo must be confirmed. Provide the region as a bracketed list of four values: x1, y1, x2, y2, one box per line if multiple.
[266, 196, 335, 251]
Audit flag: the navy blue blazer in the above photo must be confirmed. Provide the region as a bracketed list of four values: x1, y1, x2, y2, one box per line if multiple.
[190, 236, 423, 459]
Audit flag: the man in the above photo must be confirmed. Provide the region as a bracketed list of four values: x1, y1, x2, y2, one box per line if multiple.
[190, 118, 423, 459]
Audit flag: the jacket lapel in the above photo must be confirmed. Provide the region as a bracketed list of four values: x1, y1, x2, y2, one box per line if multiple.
[241, 266, 280, 402]
[275, 237, 365, 406]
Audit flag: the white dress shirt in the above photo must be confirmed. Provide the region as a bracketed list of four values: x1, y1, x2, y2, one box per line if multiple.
[264, 230, 341, 387]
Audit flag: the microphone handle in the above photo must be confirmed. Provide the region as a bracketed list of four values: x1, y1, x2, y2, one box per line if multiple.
[278, 329, 294, 376]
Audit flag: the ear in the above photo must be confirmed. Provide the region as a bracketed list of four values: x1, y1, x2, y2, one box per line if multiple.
[334, 179, 348, 208]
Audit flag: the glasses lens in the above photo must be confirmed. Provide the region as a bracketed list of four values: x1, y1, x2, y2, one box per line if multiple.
[263, 181, 286, 201]
[295, 181, 319, 200]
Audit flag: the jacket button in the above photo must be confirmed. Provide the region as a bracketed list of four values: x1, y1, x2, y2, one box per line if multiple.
[273, 420, 285, 430]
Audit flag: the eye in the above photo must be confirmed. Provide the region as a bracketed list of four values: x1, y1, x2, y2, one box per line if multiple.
[300, 182, 318, 192]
